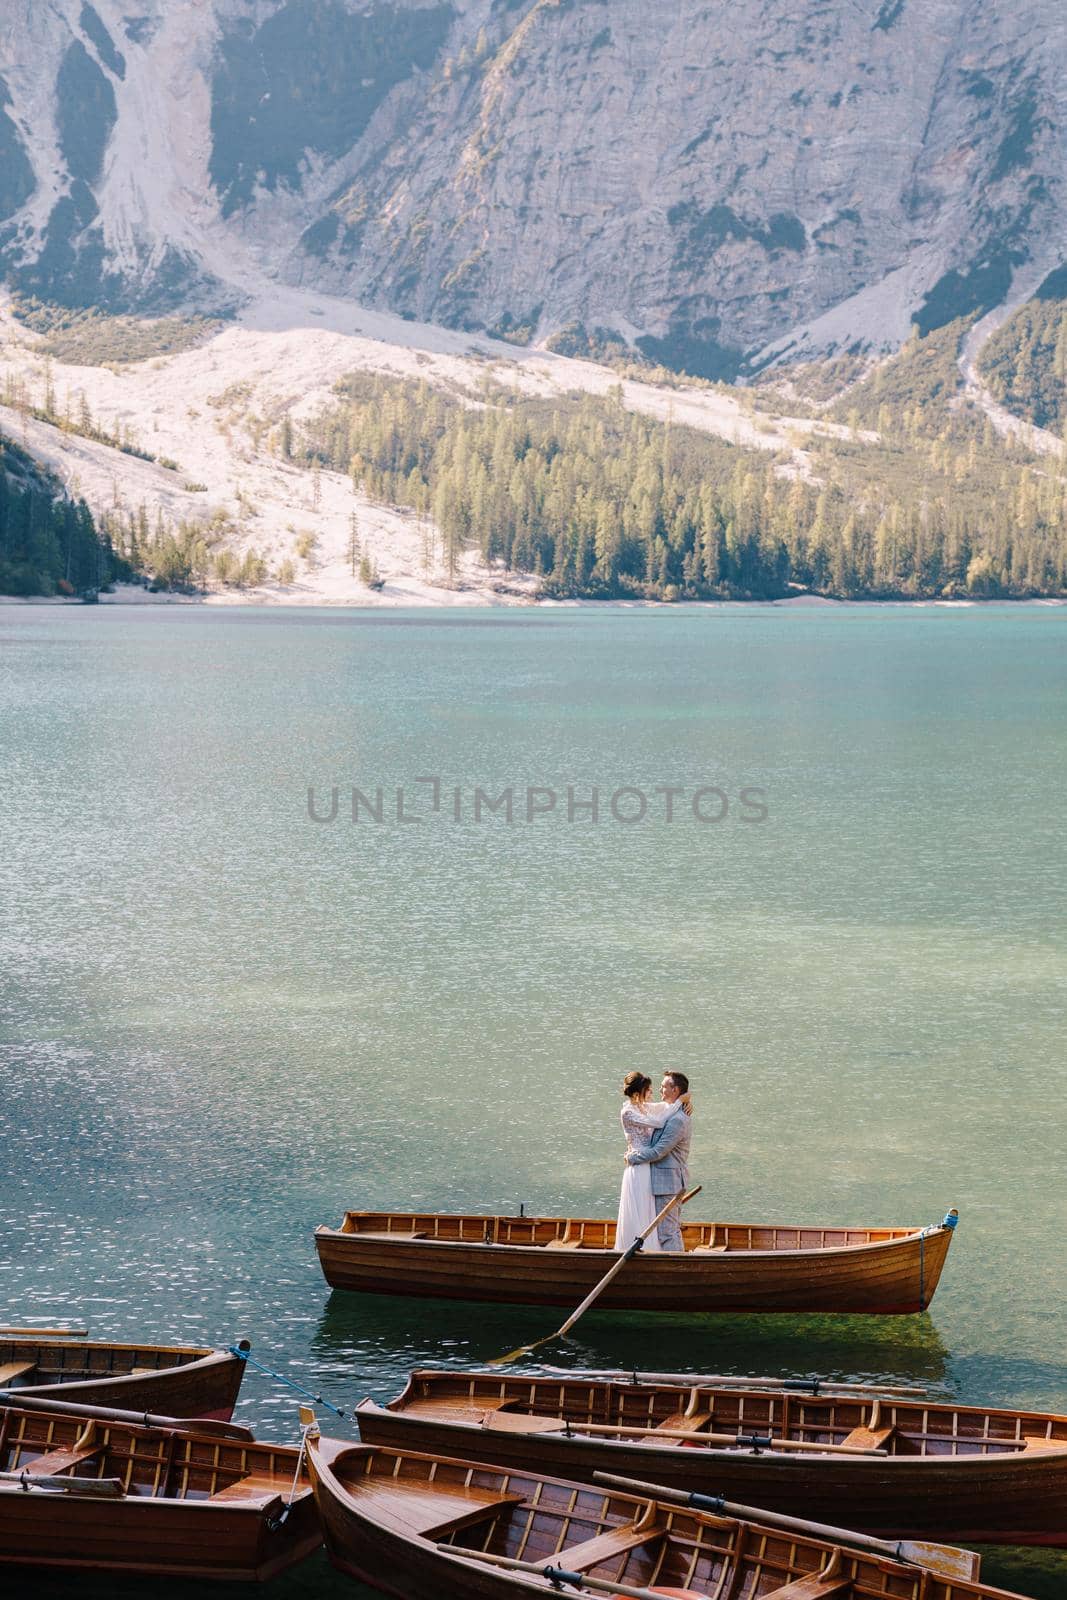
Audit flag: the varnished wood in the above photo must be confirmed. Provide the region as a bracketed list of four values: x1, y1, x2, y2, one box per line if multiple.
[0, 1364, 35, 1385]
[528, 1519, 661, 1570]
[764, 1573, 851, 1599]
[536, 1419, 888, 1455]
[306, 1435, 1029, 1600]
[440, 1542, 684, 1600]
[0, 1400, 321, 1578]
[355, 1367, 1067, 1548]
[0, 1336, 246, 1420]
[22, 1440, 103, 1476]
[315, 1209, 956, 1314]
[0, 1328, 88, 1339]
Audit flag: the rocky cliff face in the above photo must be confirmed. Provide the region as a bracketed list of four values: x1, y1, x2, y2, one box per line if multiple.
[3, 0, 1066, 372]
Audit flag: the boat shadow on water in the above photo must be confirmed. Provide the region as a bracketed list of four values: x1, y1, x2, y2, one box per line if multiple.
[311, 1290, 952, 1397]
[980, 1549, 1067, 1600]
[26, 1547, 372, 1600]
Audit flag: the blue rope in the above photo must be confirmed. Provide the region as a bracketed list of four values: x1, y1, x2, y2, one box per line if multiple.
[229, 1345, 346, 1418]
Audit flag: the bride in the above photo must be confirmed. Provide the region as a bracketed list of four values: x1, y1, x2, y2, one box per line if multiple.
[614, 1071, 691, 1252]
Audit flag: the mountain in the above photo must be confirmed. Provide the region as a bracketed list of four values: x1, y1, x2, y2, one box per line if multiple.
[2, 0, 1066, 377]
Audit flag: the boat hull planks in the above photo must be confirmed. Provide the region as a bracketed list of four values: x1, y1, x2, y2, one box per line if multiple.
[0, 1338, 246, 1420]
[0, 1404, 320, 1579]
[356, 1370, 1067, 1549]
[315, 1212, 956, 1315]
[305, 1435, 1032, 1600]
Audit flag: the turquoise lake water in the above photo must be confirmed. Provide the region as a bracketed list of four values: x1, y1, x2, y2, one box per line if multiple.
[1, 603, 1065, 1598]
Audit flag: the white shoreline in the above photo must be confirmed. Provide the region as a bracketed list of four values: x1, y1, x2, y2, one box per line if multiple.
[2, 584, 1064, 611]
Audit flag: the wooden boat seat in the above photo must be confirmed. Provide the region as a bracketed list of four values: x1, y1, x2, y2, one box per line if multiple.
[354, 1231, 429, 1242]
[543, 1239, 584, 1250]
[653, 1410, 712, 1435]
[839, 1423, 897, 1451]
[0, 1361, 35, 1385]
[688, 1245, 728, 1254]
[24, 1442, 104, 1477]
[761, 1572, 852, 1598]
[211, 1473, 292, 1503]
[353, 1476, 525, 1538]
[1021, 1435, 1067, 1452]
[537, 1520, 663, 1572]
[402, 1396, 512, 1420]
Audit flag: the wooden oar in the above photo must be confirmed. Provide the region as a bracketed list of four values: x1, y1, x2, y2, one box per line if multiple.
[543, 1419, 887, 1456]
[0, 1470, 124, 1498]
[491, 1188, 702, 1366]
[592, 1471, 980, 1583]
[0, 1327, 89, 1340]
[439, 1541, 736, 1600]
[555, 1368, 927, 1398]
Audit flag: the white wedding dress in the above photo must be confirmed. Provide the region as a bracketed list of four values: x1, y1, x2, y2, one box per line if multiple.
[614, 1101, 677, 1253]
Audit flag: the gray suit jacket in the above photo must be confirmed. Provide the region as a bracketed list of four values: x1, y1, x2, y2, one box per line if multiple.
[629, 1103, 691, 1195]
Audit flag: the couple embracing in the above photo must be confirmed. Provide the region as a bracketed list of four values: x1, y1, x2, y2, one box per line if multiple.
[614, 1070, 693, 1254]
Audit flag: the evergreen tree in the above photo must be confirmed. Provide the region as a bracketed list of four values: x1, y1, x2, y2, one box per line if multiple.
[0, 434, 121, 596]
[280, 359, 1067, 604]
[346, 510, 361, 576]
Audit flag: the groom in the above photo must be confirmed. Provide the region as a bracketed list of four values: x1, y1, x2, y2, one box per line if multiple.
[625, 1071, 691, 1251]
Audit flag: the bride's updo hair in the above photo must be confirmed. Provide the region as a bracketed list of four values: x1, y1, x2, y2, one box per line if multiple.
[622, 1071, 652, 1100]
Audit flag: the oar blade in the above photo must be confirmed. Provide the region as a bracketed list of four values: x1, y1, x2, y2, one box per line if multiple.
[5, 1473, 125, 1499]
[897, 1539, 980, 1583]
[489, 1336, 548, 1368]
[489, 1347, 531, 1368]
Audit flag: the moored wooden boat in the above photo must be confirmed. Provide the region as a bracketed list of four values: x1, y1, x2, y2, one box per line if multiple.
[315, 1209, 958, 1314]
[0, 1400, 321, 1578]
[0, 1333, 247, 1419]
[305, 1432, 1030, 1600]
[356, 1369, 1067, 1548]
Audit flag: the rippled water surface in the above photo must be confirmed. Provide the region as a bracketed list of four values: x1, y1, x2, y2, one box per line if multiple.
[1, 603, 1066, 1598]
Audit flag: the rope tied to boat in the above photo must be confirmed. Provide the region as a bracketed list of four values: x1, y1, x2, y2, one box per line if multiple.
[267, 1415, 317, 1532]
[228, 1345, 346, 1418]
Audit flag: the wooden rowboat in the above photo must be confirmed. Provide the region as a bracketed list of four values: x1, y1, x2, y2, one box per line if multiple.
[305, 1433, 1030, 1600]
[314, 1210, 958, 1314]
[356, 1369, 1067, 1549]
[0, 1333, 247, 1419]
[0, 1399, 321, 1578]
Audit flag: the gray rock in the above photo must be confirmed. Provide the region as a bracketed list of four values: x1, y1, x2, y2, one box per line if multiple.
[2, 0, 1064, 364]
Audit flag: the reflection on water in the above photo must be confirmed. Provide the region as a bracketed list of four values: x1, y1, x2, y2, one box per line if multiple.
[29, 1550, 356, 1600]
[981, 1553, 1067, 1600]
[4, 604, 1067, 1600]
[312, 1291, 952, 1402]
